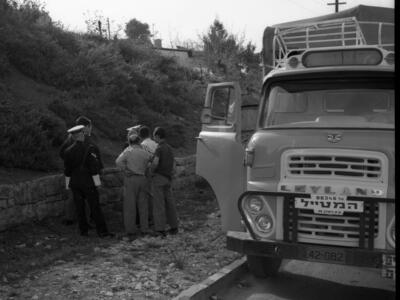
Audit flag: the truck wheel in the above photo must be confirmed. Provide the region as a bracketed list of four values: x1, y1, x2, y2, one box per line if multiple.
[246, 255, 282, 278]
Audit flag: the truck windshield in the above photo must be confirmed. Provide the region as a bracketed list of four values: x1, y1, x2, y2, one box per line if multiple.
[261, 79, 394, 129]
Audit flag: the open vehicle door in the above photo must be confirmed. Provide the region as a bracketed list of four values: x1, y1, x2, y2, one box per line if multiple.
[196, 82, 246, 232]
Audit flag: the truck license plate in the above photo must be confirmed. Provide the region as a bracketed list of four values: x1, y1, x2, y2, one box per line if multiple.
[295, 194, 363, 215]
[304, 247, 346, 264]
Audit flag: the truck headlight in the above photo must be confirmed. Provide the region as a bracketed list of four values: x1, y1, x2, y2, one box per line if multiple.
[247, 196, 264, 213]
[386, 217, 395, 248]
[240, 193, 276, 238]
[256, 215, 273, 233]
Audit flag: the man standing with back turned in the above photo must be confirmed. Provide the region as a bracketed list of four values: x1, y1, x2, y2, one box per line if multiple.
[151, 127, 178, 236]
[116, 133, 153, 238]
[59, 116, 102, 226]
[64, 125, 112, 238]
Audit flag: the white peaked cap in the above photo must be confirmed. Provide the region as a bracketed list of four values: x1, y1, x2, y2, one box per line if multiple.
[67, 125, 85, 134]
[126, 125, 142, 131]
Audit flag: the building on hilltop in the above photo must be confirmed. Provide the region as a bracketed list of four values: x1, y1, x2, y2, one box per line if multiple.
[153, 39, 218, 81]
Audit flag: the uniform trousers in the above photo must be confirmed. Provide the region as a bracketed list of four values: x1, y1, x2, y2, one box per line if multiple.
[71, 186, 108, 235]
[123, 175, 149, 234]
[152, 174, 178, 232]
[65, 196, 91, 222]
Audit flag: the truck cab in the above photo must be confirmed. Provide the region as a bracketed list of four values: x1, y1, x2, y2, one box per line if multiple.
[196, 17, 395, 279]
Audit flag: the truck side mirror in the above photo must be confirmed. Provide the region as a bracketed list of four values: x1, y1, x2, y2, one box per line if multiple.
[201, 107, 212, 124]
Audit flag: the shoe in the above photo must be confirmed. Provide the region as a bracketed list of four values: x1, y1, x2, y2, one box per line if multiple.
[141, 230, 157, 237]
[98, 232, 115, 238]
[167, 228, 178, 235]
[62, 220, 75, 226]
[121, 233, 139, 241]
[156, 231, 167, 238]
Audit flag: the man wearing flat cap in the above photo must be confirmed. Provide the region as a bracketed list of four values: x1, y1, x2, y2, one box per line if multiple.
[123, 125, 142, 149]
[63, 125, 112, 238]
[116, 132, 153, 238]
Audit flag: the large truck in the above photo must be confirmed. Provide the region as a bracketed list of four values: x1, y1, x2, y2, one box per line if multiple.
[195, 5, 395, 279]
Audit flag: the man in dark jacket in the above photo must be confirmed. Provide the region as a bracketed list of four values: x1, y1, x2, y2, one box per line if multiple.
[64, 125, 112, 237]
[151, 127, 178, 236]
[60, 116, 102, 225]
[60, 116, 103, 167]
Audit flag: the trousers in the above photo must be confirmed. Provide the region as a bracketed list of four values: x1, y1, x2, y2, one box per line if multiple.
[152, 174, 178, 232]
[65, 196, 91, 222]
[123, 175, 149, 234]
[71, 186, 108, 235]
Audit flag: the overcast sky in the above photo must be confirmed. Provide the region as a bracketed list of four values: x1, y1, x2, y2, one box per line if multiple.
[42, 0, 394, 50]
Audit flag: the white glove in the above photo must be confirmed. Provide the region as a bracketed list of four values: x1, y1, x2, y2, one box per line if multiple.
[92, 174, 101, 187]
[65, 177, 70, 190]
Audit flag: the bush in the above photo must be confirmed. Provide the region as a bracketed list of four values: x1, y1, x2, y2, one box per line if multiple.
[0, 102, 62, 170]
[83, 106, 133, 141]
[106, 79, 145, 110]
[47, 97, 82, 127]
[163, 122, 186, 148]
[116, 39, 153, 63]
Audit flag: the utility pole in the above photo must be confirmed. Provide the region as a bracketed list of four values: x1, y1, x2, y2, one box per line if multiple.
[107, 18, 111, 40]
[98, 20, 102, 37]
[327, 0, 346, 12]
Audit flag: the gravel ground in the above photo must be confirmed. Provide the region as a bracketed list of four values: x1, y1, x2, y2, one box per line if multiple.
[0, 184, 241, 299]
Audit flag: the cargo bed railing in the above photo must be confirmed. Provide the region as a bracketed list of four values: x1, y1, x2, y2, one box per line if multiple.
[272, 17, 395, 69]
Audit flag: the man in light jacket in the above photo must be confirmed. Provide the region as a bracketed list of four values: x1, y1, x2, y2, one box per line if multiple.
[116, 133, 153, 238]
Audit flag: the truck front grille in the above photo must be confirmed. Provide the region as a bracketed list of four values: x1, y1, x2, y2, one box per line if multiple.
[286, 198, 379, 248]
[287, 154, 382, 179]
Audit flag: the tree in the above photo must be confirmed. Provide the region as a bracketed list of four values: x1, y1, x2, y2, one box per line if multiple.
[201, 19, 259, 81]
[84, 11, 122, 39]
[125, 18, 151, 45]
[84, 11, 107, 37]
[201, 19, 261, 97]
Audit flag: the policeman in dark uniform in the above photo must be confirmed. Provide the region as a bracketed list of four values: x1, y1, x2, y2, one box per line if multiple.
[60, 116, 103, 167]
[60, 116, 102, 226]
[64, 125, 112, 238]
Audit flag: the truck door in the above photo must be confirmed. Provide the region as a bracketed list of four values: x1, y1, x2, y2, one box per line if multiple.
[196, 82, 245, 232]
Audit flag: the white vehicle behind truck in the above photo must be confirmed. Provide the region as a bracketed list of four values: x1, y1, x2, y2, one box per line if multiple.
[196, 5, 395, 280]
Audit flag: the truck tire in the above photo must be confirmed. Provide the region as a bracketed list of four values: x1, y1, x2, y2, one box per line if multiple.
[246, 255, 282, 278]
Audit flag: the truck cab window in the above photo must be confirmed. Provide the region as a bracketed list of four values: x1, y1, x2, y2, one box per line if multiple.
[262, 80, 394, 129]
[210, 87, 235, 125]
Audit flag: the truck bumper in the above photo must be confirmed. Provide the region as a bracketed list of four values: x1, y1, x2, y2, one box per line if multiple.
[227, 231, 395, 273]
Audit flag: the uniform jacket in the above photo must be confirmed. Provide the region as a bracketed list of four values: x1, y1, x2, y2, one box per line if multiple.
[60, 135, 104, 170]
[64, 140, 101, 188]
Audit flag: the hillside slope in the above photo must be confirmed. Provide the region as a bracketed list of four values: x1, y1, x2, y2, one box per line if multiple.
[0, 0, 205, 181]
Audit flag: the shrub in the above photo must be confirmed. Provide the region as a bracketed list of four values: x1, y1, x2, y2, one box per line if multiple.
[116, 39, 153, 63]
[163, 122, 186, 148]
[83, 106, 132, 141]
[47, 97, 82, 127]
[0, 102, 62, 170]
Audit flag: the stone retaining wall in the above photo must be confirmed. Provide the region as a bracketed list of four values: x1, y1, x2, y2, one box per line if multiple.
[0, 155, 196, 231]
